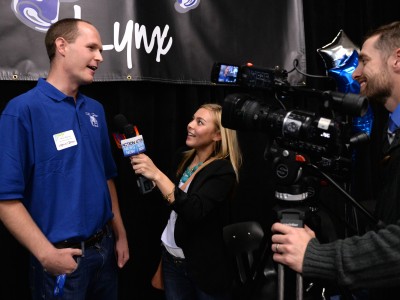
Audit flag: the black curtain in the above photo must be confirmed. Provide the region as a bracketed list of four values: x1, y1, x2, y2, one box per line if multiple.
[2, 2, 400, 299]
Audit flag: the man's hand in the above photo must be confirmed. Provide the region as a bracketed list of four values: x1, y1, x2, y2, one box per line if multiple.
[271, 222, 316, 273]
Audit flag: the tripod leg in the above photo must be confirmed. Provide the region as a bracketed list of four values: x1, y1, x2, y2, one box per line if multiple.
[277, 263, 285, 300]
[296, 273, 303, 300]
[276, 207, 307, 299]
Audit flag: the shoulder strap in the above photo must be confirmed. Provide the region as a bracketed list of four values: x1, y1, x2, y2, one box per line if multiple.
[179, 158, 216, 191]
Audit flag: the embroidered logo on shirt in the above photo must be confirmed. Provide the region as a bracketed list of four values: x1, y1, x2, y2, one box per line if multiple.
[85, 112, 99, 127]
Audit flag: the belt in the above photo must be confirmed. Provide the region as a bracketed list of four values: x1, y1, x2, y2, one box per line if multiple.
[54, 226, 107, 249]
[170, 255, 185, 265]
[163, 246, 185, 264]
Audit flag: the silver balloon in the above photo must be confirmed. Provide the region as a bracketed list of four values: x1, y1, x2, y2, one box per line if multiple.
[317, 29, 359, 71]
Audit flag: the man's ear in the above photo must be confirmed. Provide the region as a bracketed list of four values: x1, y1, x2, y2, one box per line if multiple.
[393, 48, 400, 70]
[55, 37, 67, 56]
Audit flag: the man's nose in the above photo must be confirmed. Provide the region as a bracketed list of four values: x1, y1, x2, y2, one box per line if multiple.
[352, 64, 362, 80]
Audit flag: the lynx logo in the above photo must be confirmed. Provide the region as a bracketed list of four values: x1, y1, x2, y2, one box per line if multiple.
[11, 0, 80, 32]
[174, 0, 200, 13]
[85, 112, 99, 127]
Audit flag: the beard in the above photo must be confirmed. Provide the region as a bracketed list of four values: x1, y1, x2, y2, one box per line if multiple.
[362, 68, 392, 106]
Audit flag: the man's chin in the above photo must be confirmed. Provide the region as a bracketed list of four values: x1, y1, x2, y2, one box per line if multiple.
[80, 77, 94, 86]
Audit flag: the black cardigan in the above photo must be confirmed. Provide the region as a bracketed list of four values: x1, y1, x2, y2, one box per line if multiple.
[169, 157, 236, 294]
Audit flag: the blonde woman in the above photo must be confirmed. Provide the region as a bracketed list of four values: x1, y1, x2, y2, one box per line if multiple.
[131, 103, 242, 300]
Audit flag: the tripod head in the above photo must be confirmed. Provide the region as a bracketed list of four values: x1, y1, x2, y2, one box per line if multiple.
[268, 141, 320, 228]
[268, 140, 383, 230]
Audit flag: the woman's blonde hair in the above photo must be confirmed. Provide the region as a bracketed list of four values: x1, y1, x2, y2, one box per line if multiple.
[177, 103, 242, 182]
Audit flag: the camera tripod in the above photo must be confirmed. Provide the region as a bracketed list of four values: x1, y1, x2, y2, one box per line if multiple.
[272, 167, 312, 300]
[268, 145, 383, 300]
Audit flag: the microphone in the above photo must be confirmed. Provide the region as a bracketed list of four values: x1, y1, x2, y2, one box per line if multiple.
[113, 114, 155, 194]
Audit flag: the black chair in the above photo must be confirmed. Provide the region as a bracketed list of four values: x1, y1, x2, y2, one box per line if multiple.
[223, 221, 277, 300]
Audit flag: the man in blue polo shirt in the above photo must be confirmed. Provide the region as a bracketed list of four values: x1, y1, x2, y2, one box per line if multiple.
[0, 18, 129, 300]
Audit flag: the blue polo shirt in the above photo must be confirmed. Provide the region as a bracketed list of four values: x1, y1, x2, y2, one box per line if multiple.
[0, 78, 117, 243]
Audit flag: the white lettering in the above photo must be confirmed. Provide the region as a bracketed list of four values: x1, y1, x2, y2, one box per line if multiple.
[73, 6, 173, 68]
[320, 132, 331, 139]
[135, 23, 173, 62]
[104, 20, 173, 68]
[113, 21, 134, 69]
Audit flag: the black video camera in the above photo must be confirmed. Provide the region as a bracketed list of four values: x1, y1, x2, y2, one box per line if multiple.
[211, 62, 369, 179]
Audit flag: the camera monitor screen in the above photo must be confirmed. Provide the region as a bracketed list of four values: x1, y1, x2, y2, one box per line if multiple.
[217, 64, 239, 83]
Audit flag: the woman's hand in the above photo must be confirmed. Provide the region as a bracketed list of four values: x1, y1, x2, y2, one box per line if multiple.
[130, 153, 160, 182]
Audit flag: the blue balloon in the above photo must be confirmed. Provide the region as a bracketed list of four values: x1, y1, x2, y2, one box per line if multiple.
[353, 105, 374, 136]
[328, 50, 360, 94]
[328, 49, 373, 136]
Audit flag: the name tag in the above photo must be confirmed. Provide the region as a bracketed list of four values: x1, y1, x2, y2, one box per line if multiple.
[53, 130, 78, 151]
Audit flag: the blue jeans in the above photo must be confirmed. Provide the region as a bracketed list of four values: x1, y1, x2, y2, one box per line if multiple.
[162, 247, 231, 300]
[29, 226, 118, 300]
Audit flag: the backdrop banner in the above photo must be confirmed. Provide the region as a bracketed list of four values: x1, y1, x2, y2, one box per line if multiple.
[0, 0, 306, 84]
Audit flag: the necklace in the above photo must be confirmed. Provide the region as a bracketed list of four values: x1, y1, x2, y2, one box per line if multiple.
[180, 162, 203, 183]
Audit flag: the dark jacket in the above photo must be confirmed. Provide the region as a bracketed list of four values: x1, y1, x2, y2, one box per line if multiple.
[367, 126, 400, 299]
[375, 125, 400, 225]
[170, 157, 236, 294]
[304, 125, 400, 299]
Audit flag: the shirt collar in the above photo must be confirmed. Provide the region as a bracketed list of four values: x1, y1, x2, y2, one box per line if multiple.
[37, 78, 85, 106]
[389, 104, 400, 132]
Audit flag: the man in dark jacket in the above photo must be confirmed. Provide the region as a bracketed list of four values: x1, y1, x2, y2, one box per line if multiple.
[270, 21, 400, 300]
